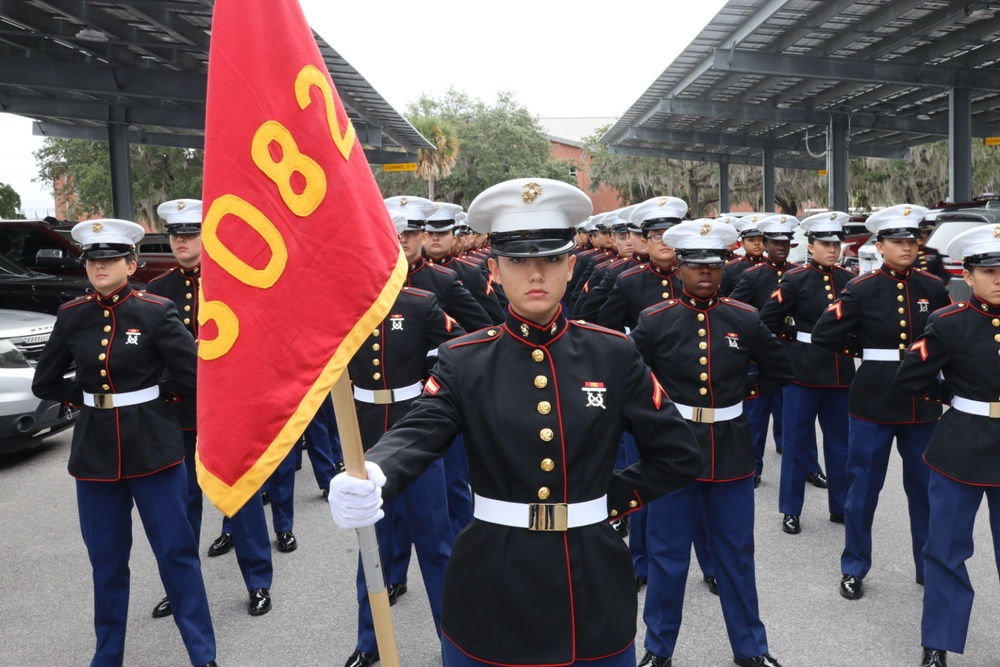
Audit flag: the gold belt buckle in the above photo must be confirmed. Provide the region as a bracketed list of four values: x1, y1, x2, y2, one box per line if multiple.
[528, 503, 568, 531]
[372, 389, 394, 405]
[990, 402, 1000, 419]
[691, 407, 716, 423]
[93, 393, 114, 409]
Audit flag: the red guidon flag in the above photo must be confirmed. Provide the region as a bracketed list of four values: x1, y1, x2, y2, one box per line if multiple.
[197, 0, 406, 516]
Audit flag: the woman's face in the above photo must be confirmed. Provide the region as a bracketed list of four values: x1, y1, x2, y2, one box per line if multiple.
[86, 256, 137, 296]
[488, 253, 575, 325]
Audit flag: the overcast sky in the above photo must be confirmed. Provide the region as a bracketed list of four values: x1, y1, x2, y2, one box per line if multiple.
[0, 0, 728, 217]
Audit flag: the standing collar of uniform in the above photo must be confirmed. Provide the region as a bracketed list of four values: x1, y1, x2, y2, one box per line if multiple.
[647, 261, 675, 277]
[503, 308, 568, 348]
[179, 263, 201, 278]
[424, 253, 454, 267]
[764, 257, 788, 271]
[95, 283, 133, 308]
[969, 293, 1000, 316]
[880, 263, 911, 280]
[744, 254, 765, 265]
[631, 253, 649, 264]
[679, 289, 719, 311]
[408, 257, 427, 274]
[807, 259, 835, 273]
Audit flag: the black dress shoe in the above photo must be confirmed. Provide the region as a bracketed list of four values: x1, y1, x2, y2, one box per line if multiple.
[635, 576, 648, 592]
[207, 533, 233, 557]
[637, 649, 672, 667]
[261, 491, 270, 505]
[151, 596, 172, 618]
[387, 583, 407, 606]
[198, 662, 218, 667]
[753, 475, 761, 488]
[343, 649, 379, 667]
[829, 512, 845, 524]
[276, 530, 297, 552]
[781, 514, 801, 535]
[703, 574, 719, 595]
[335, 461, 347, 474]
[248, 587, 272, 616]
[840, 574, 864, 600]
[806, 471, 828, 489]
[921, 648, 947, 667]
[734, 653, 782, 667]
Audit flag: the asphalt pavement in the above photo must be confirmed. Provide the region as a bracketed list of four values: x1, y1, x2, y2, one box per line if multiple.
[2, 427, 999, 667]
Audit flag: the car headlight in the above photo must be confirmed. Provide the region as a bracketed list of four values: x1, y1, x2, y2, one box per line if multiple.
[0, 338, 31, 369]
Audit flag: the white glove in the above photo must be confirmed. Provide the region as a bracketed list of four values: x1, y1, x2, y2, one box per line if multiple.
[327, 461, 386, 529]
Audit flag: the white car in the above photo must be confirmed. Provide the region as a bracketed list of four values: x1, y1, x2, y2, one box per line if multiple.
[0, 309, 77, 455]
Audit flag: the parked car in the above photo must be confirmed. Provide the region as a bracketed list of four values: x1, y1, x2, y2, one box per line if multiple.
[0, 253, 95, 315]
[787, 216, 869, 271]
[0, 309, 77, 455]
[0, 218, 174, 283]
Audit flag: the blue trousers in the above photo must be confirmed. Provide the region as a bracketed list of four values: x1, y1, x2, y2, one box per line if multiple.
[393, 434, 470, 583]
[778, 385, 849, 517]
[442, 637, 635, 667]
[357, 459, 453, 652]
[222, 444, 297, 538]
[841, 418, 935, 580]
[77, 464, 216, 667]
[182, 432, 272, 591]
[303, 397, 342, 492]
[921, 470, 1000, 654]
[644, 477, 767, 660]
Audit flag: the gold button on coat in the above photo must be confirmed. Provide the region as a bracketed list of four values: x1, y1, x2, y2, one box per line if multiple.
[700, 372, 708, 381]
[532, 349, 545, 362]
[993, 319, 1000, 327]
[698, 329, 706, 337]
[698, 342, 707, 350]
[540, 458, 555, 472]
[897, 283, 904, 290]
[661, 280, 669, 287]
[184, 305, 191, 312]
[534, 375, 548, 389]
[103, 310, 110, 318]
[372, 372, 381, 380]
[697, 314, 706, 322]
[899, 320, 907, 327]
[629, 500, 638, 508]
[699, 387, 708, 395]
[103, 325, 111, 332]
[537, 401, 551, 415]
[100, 370, 106, 377]
[897, 295, 905, 302]
[661, 292, 669, 298]
[372, 344, 380, 351]
[102, 384, 110, 391]
[699, 357, 707, 365]
[183, 318, 191, 325]
[185, 293, 192, 299]
[540, 428, 554, 442]
[372, 329, 380, 337]
[98, 353, 106, 361]
[372, 359, 380, 366]
[538, 487, 551, 500]
[100, 339, 108, 346]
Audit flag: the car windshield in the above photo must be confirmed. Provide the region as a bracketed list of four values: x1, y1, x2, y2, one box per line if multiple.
[926, 221, 986, 259]
[0, 253, 33, 276]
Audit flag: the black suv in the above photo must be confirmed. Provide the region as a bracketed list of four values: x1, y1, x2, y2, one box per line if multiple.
[0, 252, 94, 315]
[924, 207, 1000, 302]
[0, 218, 175, 284]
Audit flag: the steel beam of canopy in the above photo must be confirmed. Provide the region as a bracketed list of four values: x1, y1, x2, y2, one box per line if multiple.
[653, 98, 994, 139]
[608, 145, 822, 171]
[719, 161, 730, 213]
[33, 121, 205, 149]
[4, 94, 206, 131]
[950, 88, 972, 203]
[0, 56, 206, 101]
[712, 49, 1000, 93]
[828, 116, 849, 213]
[625, 126, 908, 160]
[762, 148, 775, 213]
[106, 114, 133, 220]
[364, 150, 419, 165]
[635, 0, 789, 128]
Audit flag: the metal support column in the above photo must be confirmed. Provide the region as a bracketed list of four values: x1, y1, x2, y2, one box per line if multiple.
[107, 108, 133, 220]
[719, 160, 730, 213]
[762, 147, 775, 212]
[949, 87, 972, 203]
[829, 116, 849, 212]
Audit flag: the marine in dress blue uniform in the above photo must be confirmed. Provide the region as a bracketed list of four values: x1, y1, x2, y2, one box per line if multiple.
[759, 212, 856, 535]
[32, 219, 218, 667]
[328, 178, 702, 667]
[812, 204, 951, 601]
[720, 215, 765, 296]
[342, 209, 465, 667]
[631, 220, 794, 667]
[896, 224, 1000, 667]
[145, 199, 273, 618]
[730, 215, 802, 485]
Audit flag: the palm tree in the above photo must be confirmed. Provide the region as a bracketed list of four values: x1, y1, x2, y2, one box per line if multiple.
[412, 115, 460, 200]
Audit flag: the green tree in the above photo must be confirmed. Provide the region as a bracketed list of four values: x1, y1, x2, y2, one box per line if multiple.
[373, 90, 574, 207]
[33, 138, 203, 229]
[0, 182, 23, 219]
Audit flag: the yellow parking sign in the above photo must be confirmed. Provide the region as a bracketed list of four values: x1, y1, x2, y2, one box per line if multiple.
[383, 163, 418, 172]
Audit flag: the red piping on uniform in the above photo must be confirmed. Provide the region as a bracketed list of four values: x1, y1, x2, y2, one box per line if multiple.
[106, 312, 117, 394]
[439, 630, 633, 667]
[924, 456, 1000, 488]
[72, 458, 186, 482]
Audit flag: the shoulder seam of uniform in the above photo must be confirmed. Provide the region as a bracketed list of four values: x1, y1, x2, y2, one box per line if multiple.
[59, 295, 93, 310]
[569, 320, 627, 338]
[401, 286, 433, 299]
[721, 297, 756, 313]
[937, 303, 968, 318]
[135, 293, 170, 305]
[445, 329, 503, 349]
[642, 300, 680, 317]
[146, 266, 179, 284]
